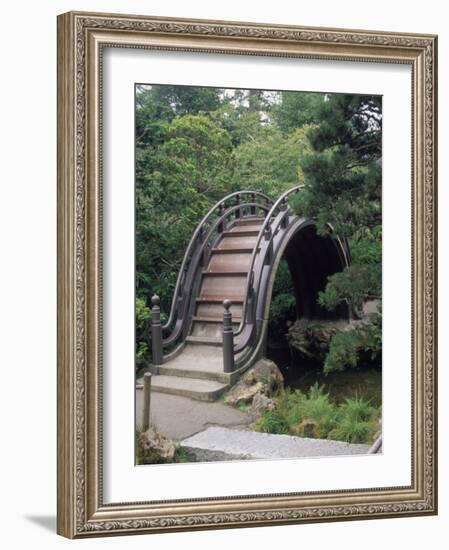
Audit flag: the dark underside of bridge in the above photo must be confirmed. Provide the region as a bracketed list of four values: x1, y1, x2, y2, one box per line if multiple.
[283, 224, 348, 321]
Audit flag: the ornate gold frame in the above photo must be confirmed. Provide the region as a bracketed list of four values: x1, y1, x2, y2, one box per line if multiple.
[57, 11, 438, 538]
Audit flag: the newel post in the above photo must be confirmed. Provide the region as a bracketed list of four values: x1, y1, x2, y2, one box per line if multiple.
[222, 299, 235, 373]
[151, 295, 163, 365]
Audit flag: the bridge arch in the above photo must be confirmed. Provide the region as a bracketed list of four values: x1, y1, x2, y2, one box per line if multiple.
[149, 187, 350, 399]
[263, 219, 349, 324]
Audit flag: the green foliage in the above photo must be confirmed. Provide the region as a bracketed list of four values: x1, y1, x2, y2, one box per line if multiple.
[318, 264, 381, 319]
[324, 311, 382, 374]
[292, 94, 381, 238]
[350, 225, 382, 265]
[272, 92, 324, 132]
[254, 384, 381, 444]
[255, 410, 290, 435]
[287, 94, 383, 374]
[232, 126, 312, 196]
[268, 259, 296, 341]
[329, 398, 379, 443]
[136, 297, 151, 371]
[135, 84, 382, 376]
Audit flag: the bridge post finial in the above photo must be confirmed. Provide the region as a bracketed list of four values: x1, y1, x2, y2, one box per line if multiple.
[151, 295, 163, 365]
[264, 225, 274, 265]
[222, 299, 235, 373]
[280, 197, 289, 228]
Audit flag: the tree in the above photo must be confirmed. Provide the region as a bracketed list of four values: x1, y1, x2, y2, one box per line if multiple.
[232, 126, 313, 196]
[272, 92, 324, 133]
[291, 94, 382, 371]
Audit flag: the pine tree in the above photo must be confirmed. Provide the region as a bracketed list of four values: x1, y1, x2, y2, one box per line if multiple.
[292, 94, 382, 371]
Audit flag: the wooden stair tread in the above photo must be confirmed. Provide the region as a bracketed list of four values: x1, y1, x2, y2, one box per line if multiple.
[198, 294, 245, 302]
[202, 270, 247, 276]
[227, 223, 264, 233]
[217, 236, 258, 249]
[211, 247, 256, 254]
[233, 217, 265, 226]
[196, 297, 243, 304]
[222, 229, 259, 237]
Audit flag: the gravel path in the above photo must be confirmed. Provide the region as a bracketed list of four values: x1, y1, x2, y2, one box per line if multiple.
[136, 388, 252, 441]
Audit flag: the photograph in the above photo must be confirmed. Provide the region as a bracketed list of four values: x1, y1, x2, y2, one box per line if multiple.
[134, 84, 383, 465]
[56, 10, 437, 537]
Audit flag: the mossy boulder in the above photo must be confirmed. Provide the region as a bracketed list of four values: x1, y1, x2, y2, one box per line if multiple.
[224, 358, 283, 416]
[287, 318, 344, 361]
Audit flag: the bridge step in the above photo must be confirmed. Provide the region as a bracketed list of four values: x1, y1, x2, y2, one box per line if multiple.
[233, 217, 265, 226]
[208, 252, 253, 272]
[185, 335, 223, 346]
[191, 320, 228, 339]
[217, 235, 258, 249]
[193, 316, 240, 323]
[222, 229, 259, 237]
[198, 274, 246, 303]
[211, 247, 256, 254]
[202, 271, 247, 277]
[196, 302, 243, 318]
[144, 374, 228, 402]
[228, 223, 263, 232]
[198, 293, 245, 303]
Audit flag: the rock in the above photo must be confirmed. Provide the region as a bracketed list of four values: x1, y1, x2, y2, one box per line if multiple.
[224, 381, 266, 406]
[242, 358, 284, 394]
[291, 418, 321, 438]
[250, 392, 276, 416]
[224, 359, 283, 417]
[138, 426, 176, 463]
[287, 318, 347, 361]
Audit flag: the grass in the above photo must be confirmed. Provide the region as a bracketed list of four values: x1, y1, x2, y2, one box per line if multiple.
[253, 383, 380, 444]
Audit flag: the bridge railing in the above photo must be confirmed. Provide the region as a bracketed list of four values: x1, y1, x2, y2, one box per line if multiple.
[232, 184, 304, 355]
[151, 190, 273, 363]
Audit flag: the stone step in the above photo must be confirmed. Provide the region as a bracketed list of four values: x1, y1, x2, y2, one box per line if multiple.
[191, 320, 224, 339]
[185, 335, 222, 346]
[139, 374, 228, 402]
[180, 427, 372, 461]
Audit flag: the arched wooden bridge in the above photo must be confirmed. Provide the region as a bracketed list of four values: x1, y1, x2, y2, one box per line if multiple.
[149, 186, 350, 401]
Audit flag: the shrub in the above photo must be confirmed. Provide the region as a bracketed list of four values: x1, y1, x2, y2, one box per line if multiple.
[254, 410, 290, 435]
[254, 386, 381, 444]
[329, 397, 380, 443]
[324, 309, 382, 373]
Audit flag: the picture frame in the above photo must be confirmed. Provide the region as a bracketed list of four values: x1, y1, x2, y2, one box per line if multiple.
[57, 10, 438, 538]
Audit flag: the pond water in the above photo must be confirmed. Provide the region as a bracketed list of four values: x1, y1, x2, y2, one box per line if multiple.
[267, 346, 382, 407]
